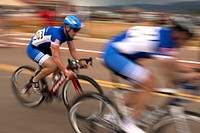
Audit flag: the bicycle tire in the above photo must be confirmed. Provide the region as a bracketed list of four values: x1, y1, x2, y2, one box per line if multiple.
[11, 66, 46, 107]
[151, 111, 200, 133]
[62, 74, 104, 111]
[69, 92, 123, 133]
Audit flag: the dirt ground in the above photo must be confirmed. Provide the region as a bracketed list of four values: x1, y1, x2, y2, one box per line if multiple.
[2, 18, 200, 46]
[81, 21, 133, 39]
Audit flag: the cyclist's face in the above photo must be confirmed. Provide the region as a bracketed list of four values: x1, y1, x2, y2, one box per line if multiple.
[68, 28, 80, 38]
[64, 25, 80, 38]
[172, 30, 189, 48]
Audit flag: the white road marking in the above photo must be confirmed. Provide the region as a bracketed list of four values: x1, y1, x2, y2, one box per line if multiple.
[0, 33, 199, 64]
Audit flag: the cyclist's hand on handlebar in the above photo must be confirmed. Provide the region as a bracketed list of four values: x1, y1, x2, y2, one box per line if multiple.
[79, 60, 88, 69]
[64, 69, 74, 78]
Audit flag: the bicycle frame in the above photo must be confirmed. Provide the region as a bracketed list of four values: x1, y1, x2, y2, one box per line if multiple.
[50, 65, 83, 96]
[12, 57, 100, 109]
[46, 57, 94, 97]
[69, 59, 200, 132]
[107, 71, 200, 132]
[122, 87, 200, 132]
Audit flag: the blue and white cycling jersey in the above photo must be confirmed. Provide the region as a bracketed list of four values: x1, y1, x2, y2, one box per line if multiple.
[102, 26, 176, 83]
[29, 26, 73, 55]
[27, 26, 73, 65]
[102, 26, 176, 59]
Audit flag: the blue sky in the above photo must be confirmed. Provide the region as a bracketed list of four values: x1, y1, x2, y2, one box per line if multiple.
[68, 0, 199, 6]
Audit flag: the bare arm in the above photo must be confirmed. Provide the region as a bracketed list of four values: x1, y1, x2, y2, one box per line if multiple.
[154, 47, 193, 72]
[50, 44, 66, 73]
[67, 41, 79, 60]
[155, 57, 194, 73]
[67, 41, 88, 68]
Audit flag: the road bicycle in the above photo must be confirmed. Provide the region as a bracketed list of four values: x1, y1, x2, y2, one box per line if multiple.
[69, 69, 200, 133]
[11, 57, 104, 113]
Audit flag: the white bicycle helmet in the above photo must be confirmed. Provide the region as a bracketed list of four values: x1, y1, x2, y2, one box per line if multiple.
[170, 16, 197, 38]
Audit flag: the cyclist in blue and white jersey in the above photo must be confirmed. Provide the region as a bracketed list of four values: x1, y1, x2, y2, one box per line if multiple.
[101, 16, 200, 133]
[27, 15, 87, 94]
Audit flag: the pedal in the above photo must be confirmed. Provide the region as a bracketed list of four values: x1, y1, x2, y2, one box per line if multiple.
[43, 91, 53, 103]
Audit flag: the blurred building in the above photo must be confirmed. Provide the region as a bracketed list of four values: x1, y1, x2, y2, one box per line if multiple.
[0, 0, 29, 7]
[115, 7, 143, 22]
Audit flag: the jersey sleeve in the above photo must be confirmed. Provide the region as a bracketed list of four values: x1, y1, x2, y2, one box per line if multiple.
[51, 30, 62, 46]
[109, 30, 127, 43]
[157, 28, 177, 57]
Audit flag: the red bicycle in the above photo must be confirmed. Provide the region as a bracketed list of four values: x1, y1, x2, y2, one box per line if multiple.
[11, 57, 103, 112]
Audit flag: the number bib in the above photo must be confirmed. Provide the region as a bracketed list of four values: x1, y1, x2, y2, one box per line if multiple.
[32, 29, 51, 46]
[126, 26, 160, 42]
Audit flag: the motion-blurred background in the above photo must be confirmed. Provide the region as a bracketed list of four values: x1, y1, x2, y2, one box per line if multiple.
[1, 1, 200, 133]
[0, 0, 200, 46]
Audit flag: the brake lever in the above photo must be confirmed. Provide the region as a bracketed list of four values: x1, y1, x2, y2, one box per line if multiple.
[79, 57, 93, 68]
[88, 57, 93, 67]
[81, 57, 93, 66]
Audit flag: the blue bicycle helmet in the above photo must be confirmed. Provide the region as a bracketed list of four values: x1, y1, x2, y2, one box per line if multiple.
[64, 15, 81, 29]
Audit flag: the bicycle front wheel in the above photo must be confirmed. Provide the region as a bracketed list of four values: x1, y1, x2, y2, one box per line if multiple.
[69, 92, 122, 133]
[152, 111, 200, 133]
[11, 66, 45, 107]
[62, 74, 103, 111]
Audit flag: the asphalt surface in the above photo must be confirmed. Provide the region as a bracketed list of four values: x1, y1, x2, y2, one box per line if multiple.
[0, 38, 113, 133]
[1, 36, 200, 133]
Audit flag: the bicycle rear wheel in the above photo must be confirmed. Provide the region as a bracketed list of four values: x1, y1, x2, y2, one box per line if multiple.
[69, 92, 123, 133]
[152, 111, 200, 133]
[62, 74, 103, 111]
[11, 66, 45, 107]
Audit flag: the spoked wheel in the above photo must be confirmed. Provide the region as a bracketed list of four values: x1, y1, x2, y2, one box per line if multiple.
[11, 66, 46, 107]
[69, 92, 123, 133]
[62, 74, 104, 117]
[152, 111, 200, 133]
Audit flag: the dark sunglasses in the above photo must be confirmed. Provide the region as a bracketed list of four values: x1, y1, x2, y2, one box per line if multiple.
[72, 28, 81, 32]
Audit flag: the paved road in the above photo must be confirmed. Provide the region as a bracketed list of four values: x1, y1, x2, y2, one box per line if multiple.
[1, 37, 200, 133]
[0, 38, 114, 133]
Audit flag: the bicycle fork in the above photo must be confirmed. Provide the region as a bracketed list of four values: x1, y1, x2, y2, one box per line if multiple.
[169, 105, 191, 133]
[21, 76, 34, 94]
[71, 75, 84, 96]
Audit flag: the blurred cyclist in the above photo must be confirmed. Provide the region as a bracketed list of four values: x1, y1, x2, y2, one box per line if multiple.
[101, 14, 199, 133]
[27, 15, 87, 94]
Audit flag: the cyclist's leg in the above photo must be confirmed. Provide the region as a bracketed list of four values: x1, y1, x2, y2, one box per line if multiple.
[52, 68, 61, 78]
[26, 44, 57, 82]
[124, 74, 155, 120]
[33, 57, 57, 82]
[120, 63, 155, 120]
[104, 50, 155, 121]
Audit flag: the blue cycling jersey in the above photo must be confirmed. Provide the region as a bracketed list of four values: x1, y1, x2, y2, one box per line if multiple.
[102, 26, 176, 59]
[102, 26, 177, 83]
[29, 26, 73, 55]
